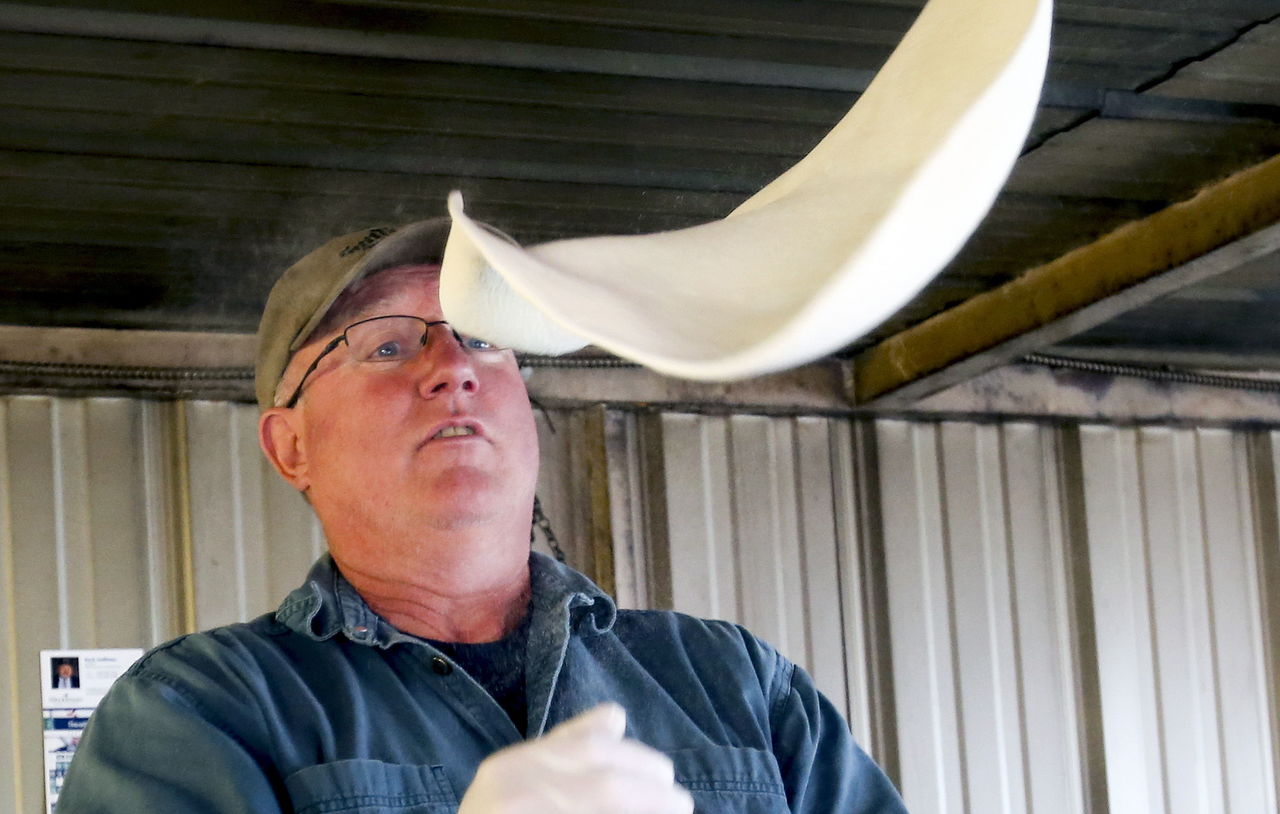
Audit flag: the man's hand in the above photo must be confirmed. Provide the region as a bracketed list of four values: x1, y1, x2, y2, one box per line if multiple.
[458, 703, 695, 814]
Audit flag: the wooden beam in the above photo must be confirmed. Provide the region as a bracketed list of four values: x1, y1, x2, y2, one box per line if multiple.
[852, 151, 1280, 406]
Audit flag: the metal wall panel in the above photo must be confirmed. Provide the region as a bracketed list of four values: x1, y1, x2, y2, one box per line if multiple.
[652, 413, 867, 744]
[1079, 426, 1277, 814]
[862, 420, 1087, 813]
[0, 397, 181, 814]
[185, 401, 323, 629]
[831, 419, 885, 755]
[534, 407, 615, 585]
[0, 396, 25, 814]
[876, 420, 964, 811]
[600, 409, 654, 612]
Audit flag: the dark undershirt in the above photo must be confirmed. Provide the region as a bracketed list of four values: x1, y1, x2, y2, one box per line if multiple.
[426, 612, 530, 737]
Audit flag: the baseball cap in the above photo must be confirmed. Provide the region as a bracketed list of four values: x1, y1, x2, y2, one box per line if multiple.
[254, 217, 452, 411]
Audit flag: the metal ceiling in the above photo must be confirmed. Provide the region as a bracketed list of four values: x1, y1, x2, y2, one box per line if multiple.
[0, 0, 1278, 408]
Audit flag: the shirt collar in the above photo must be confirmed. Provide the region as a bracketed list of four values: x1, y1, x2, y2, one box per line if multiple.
[275, 550, 616, 646]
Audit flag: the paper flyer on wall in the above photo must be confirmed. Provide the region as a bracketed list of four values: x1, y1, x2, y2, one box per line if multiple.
[40, 648, 143, 814]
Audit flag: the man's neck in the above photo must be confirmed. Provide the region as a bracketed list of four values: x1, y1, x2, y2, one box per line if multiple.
[335, 551, 533, 643]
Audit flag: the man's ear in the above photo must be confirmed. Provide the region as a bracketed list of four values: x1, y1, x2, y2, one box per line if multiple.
[259, 408, 310, 492]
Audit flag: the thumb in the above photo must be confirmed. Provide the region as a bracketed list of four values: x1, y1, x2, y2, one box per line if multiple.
[545, 703, 627, 743]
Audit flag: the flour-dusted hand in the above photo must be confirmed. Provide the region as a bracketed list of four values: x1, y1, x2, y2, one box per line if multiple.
[458, 703, 695, 814]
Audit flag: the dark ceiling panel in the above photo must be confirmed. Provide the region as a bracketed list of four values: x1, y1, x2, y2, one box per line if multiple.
[0, 31, 852, 122]
[1057, 298, 1280, 361]
[1158, 21, 1280, 103]
[0, 241, 264, 331]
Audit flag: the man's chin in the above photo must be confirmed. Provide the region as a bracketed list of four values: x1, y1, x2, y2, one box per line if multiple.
[421, 468, 527, 519]
[423, 464, 499, 497]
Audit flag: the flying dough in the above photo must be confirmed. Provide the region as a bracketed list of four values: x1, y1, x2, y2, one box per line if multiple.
[439, 0, 1053, 380]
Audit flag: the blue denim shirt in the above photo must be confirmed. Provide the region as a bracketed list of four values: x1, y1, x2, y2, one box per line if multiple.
[59, 552, 907, 813]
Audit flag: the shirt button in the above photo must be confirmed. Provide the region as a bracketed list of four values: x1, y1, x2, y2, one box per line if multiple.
[431, 655, 453, 676]
[352, 626, 369, 635]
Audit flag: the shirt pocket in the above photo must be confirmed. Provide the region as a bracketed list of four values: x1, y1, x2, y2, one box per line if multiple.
[284, 758, 459, 814]
[668, 745, 790, 814]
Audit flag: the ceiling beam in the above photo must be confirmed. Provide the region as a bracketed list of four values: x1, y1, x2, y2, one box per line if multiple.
[902, 361, 1280, 427]
[851, 150, 1280, 406]
[9, 322, 1280, 426]
[0, 324, 857, 412]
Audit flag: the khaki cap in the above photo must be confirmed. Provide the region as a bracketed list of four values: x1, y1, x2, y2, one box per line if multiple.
[254, 217, 452, 411]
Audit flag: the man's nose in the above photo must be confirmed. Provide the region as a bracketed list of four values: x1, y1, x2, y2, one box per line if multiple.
[416, 328, 479, 397]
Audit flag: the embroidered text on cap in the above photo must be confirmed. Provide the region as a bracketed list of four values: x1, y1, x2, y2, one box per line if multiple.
[339, 227, 398, 258]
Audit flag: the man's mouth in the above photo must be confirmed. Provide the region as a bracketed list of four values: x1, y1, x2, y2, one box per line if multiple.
[432, 425, 477, 440]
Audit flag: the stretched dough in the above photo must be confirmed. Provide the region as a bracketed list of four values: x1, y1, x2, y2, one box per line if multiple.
[439, 0, 1053, 380]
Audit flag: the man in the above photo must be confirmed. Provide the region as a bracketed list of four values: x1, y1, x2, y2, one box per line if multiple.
[58, 218, 907, 813]
[53, 659, 79, 690]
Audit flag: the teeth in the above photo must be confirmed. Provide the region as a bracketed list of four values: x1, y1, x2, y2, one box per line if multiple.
[435, 426, 476, 439]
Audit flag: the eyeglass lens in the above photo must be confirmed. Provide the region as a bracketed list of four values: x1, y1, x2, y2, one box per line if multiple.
[345, 316, 430, 363]
[344, 316, 505, 363]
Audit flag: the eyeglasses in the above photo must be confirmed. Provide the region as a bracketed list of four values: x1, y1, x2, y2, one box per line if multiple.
[283, 315, 508, 408]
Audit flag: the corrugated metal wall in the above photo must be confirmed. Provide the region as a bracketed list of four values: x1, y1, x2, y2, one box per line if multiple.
[1, 397, 184, 814]
[641, 414, 879, 748]
[1077, 427, 1278, 814]
[2, 396, 1278, 813]
[640, 418, 1279, 813]
[875, 422, 1089, 814]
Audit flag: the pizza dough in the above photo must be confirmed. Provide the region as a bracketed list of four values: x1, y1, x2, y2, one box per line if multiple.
[439, 0, 1053, 380]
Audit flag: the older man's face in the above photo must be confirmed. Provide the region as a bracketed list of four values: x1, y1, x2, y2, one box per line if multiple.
[264, 266, 539, 565]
